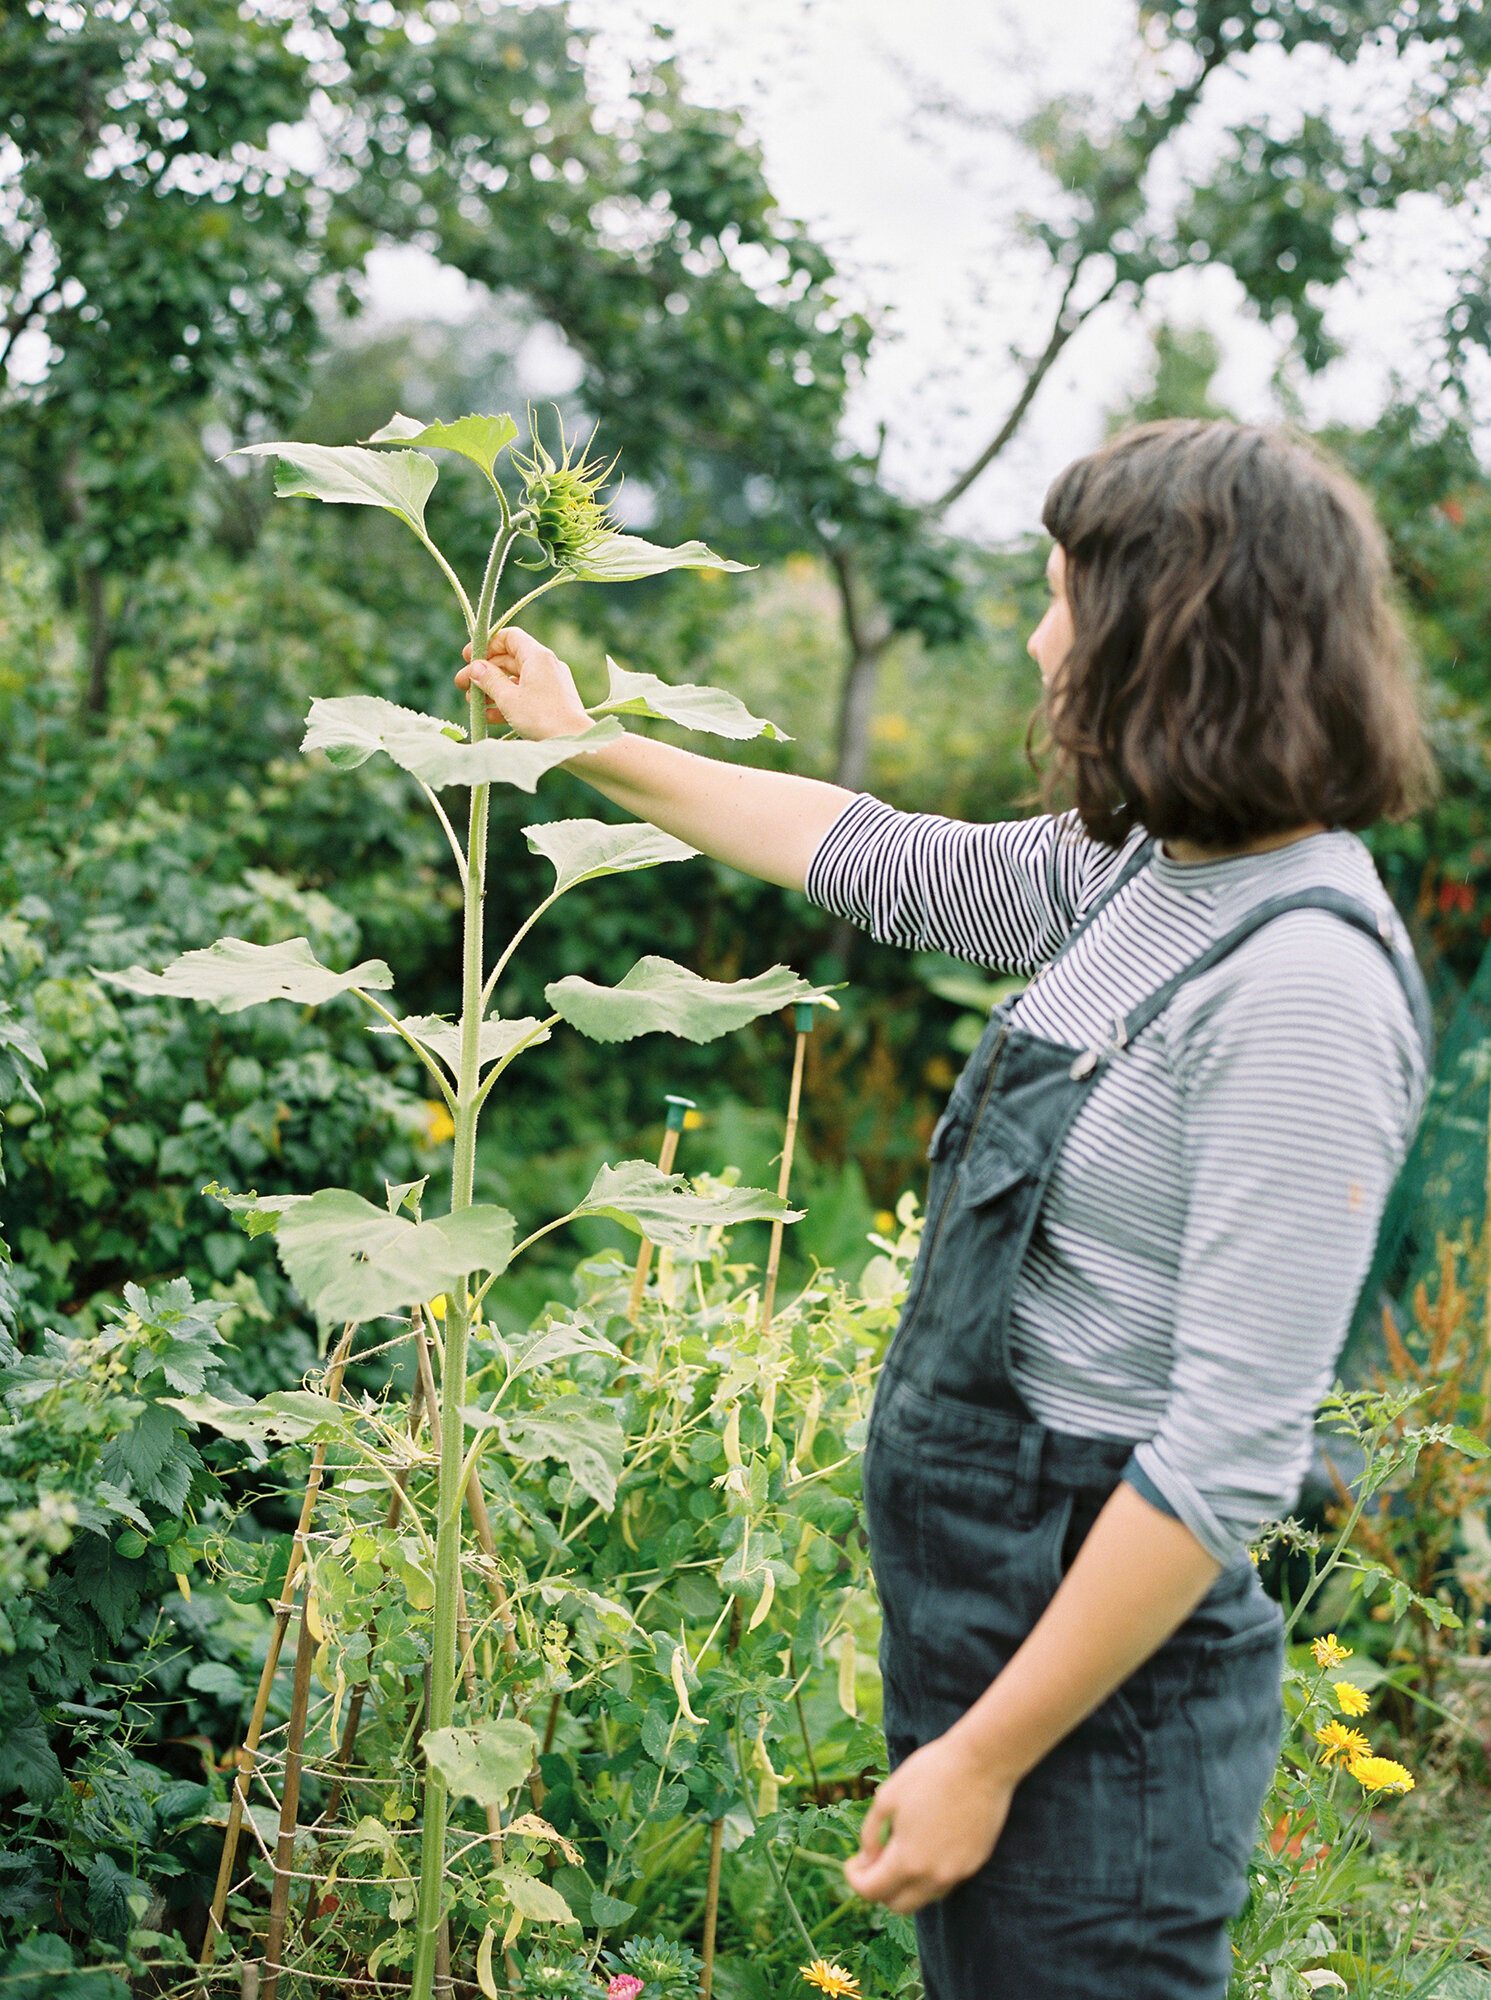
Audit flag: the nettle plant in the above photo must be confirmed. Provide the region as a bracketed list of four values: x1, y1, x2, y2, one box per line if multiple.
[98, 411, 830, 1998]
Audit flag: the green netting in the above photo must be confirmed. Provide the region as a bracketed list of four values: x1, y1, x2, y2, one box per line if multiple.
[1346, 933, 1491, 1373]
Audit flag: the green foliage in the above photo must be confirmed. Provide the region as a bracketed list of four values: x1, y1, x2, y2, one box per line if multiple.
[1231, 1390, 1491, 1997]
[0, 0, 337, 706]
[173, 1207, 921, 1996]
[0, 1274, 246, 1981]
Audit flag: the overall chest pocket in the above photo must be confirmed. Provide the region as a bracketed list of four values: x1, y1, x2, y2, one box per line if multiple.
[957, 1105, 1042, 1209]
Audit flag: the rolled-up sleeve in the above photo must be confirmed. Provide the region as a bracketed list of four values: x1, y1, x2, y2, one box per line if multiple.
[805, 794, 1118, 975]
[1126, 917, 1424, 1566]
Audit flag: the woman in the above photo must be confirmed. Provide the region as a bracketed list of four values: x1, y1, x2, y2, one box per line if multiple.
[458, 420, 1432, 1999]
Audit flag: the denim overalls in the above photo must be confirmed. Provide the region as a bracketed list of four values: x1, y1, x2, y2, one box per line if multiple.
[862, 841, 1431, 2000]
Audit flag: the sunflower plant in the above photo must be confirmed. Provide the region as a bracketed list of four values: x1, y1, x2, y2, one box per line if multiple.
[93, 410, 828, 2000]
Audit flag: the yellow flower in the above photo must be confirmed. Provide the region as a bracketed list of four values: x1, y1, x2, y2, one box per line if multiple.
[1332, 1679, 1370, 1717]
[427, 1295, 446, 1322]
[801, 1964, 860, 1998]
[1316, 1721, 1371, 1767]
[423, 1099, 456, 1146]
[1348, 1754, 1414, 1795]
[1311, 1634, 1352, 1668]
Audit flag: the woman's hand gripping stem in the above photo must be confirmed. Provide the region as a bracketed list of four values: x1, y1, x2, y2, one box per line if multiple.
[456, 626, 852, 890]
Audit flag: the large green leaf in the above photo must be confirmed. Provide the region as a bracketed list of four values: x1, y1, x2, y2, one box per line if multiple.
[302, 694, 624, 792]
[231, 441, 437, 533]
[369, 1013, 551, 1078]
[546, 956, 830, 1044]
[575, 1160, 801, 1247]
[366, 410, 518, 486]
[97, 937, 392, 1013]
[300, 694, 459, 771]
[591, 659, 789, 741]
[563, 532, 749, 583]
[422, 1720, 536, 1810]
[474, 1398, 625, 1512]
[275, 1189, 516, 1328]
[524, 817, 698, 894]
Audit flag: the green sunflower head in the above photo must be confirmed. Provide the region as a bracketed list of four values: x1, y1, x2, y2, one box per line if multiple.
[513, 415, 619, 570]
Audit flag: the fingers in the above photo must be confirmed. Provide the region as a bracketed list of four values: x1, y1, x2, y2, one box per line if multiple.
[856, 1786, 891, 1861]
[845, 1834, 942, 1914]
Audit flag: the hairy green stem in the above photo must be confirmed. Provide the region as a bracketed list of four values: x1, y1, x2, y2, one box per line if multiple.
[356, 989, 457, 1111]
[417, 529, 476, 636]
[417, 779, 468, 886]
[481, 892, 560, 1009]
[410, 670, 492, 2000]
[473, 519, 522, 657]
[474, 1014, 560, 1113]
[491, 572, 566, 632]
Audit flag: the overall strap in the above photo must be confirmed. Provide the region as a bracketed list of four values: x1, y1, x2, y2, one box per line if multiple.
[1119, 887, 1434, 1057]
[1047, 833, 1157, 970]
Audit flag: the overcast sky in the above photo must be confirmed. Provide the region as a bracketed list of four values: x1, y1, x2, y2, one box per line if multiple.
[368, 0, 1485, 542]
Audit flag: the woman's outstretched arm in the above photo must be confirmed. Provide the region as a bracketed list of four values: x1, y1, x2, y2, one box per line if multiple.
[457, 627, 852, 891]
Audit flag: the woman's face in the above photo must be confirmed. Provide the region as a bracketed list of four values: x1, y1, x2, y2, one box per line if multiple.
[1027, 543, 1073, 690]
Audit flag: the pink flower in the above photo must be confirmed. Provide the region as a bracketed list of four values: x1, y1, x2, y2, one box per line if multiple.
[607, 1980, 644, 2000]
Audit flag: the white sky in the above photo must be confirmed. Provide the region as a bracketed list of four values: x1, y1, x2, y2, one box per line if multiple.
[372, 0, 1487, 540]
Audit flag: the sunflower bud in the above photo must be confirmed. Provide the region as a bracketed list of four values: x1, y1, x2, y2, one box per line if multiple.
[513, 418, 619, 570]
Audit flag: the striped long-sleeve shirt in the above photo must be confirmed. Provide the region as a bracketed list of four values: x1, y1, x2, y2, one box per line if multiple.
[807, 794, 1427, 1565]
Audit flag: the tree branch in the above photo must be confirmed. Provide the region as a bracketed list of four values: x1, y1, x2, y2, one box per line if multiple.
[929, 263, 1104, 519]
[926, 29, 1236, 520]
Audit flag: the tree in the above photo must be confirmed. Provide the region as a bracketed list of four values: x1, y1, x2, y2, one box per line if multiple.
[325, 11, 971, 790]
[0, 0, 333, 710]
[816, 0, 1491, 787]
[3, 1, 952, 734]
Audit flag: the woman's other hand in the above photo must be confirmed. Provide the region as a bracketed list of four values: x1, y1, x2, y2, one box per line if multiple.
[455, 626, 592, 740]
[844, 1729, 1015, 1914]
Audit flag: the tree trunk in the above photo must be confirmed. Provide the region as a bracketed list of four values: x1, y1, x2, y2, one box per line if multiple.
[81, 563, 110, 715]
[829, 547, 892, 792]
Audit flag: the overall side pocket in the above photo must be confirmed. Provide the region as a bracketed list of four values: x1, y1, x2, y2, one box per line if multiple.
[1183, 1611, 1285, 1870]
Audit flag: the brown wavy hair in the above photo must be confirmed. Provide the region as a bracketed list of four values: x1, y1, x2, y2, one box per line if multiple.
[1039, 419, 1433, 846]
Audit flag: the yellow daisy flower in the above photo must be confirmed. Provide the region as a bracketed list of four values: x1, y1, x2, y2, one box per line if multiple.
[423, 1099, 456, 1146]
[1316, 1720, 1371, 1767]
[1349, 1754, 1414, 1795]
[801, 1964, 861, 1998]
[1311, 1634, 1352, 1668]
[1332, 1679, 1370, 1717]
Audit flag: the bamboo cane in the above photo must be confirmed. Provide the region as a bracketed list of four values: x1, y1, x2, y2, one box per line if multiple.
[200, 1324, 357, 1971]
[261, 1544, 320, 2000]
[699, 1820, 725, 2000]
[627, 1094, 696, 1322]
[323, 1367, 427, 1823]
[759, 1005, 818, 1333]
[699, 1599, 744, 2000]
[1482, 1057, 1491, 1409]
[413, 1322, 506, 1867]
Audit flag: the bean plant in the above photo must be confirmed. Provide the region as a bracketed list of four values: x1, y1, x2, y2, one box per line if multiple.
[96, 411, 835, 1998]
